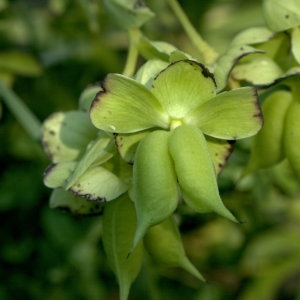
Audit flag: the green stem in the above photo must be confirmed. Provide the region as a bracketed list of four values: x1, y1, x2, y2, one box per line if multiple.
[0, 81, 41, 141]
[166, 0, 218, 64]
[122, 28, 141, 77]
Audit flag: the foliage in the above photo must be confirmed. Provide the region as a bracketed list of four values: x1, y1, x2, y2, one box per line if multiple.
[1, 0, 300, 299]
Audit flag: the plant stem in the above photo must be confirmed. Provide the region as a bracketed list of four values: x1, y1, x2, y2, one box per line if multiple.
[122, 28, 141, 77]
[0, 81, 41, 141]
[166, 0, 218, 64]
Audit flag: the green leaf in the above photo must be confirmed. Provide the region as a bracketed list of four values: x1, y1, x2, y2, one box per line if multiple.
[49, 188, 105, 216]
[41, 111, 98, 162]
[231, 56, 283, 85]
[43, 162, 77, 188]
[103, 195, 143, 300]
[65, 133, 114, 189]
[185, 87, 262, 140]
[151, 60, 216, 119]
[263, 0, 300, 31]
[0, 51, 42, 76]
[90, 73, 169, 133]
[70, 166, 127, 201]
[291, 26, 300, 64]
[103, 0, 154, 29]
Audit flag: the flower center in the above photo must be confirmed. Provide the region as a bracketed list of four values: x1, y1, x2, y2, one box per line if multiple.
[169, 118, 183, 130]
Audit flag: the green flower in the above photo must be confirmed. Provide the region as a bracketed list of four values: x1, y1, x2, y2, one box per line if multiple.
[230, 3, 300, 87]
[90, 59, 262, 244]
[41, 102, 128, 215]
[90, 60, 261, 138]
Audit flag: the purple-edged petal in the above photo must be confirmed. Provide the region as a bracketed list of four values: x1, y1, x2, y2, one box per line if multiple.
[151, 60, 216, 119]
[90, 73, 169, 133]
[185, 87, 262, 140]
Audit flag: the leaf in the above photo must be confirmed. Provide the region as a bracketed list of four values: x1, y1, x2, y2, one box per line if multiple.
[43, 162, 77, 188]
[263, 0, 300, 31]
[49, 188, 104, 216]
[151, 60, 217, 119]
[214, 45, 263, 91]
[70, 166, 127, 201]
[185, 87, 262, 140]
[0, 51, 42, 76]
[102, 195, 143, 300]
[41, 111, 98, 162]
[103, 0, 154, 29]
[90, 73, 169, 133]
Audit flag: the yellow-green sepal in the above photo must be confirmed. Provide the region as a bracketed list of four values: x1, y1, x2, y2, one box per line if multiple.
[244, 90, 293, 175]
[169, 125, 238, 222]
[144, 216, 205, 282]
[49, 188, 105, 216]
[132, 130, 179, 248]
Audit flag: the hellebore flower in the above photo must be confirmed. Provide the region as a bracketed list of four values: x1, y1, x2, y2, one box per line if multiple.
[41, 106, 128, 215]
[90, 59, 262, 244]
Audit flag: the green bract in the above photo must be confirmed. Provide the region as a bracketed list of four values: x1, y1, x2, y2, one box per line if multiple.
[90, 59, 262, 238]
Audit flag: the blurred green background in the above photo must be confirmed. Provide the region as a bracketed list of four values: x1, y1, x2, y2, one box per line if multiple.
[1, 0, 300, 299]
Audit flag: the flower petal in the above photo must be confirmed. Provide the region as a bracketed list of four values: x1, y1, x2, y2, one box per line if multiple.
[70, 166, 127, 201]
[65, 133, 114, 189]
[206, 137, 234, 175]
[90, 73, 169, 133]
[185, 87, 262, 139]
[43, 162, 76, 188]
[49, 188, 104, 216]
[291, 26, 300, 64]
[103, 0, 154, 29]
[115, 131, 150, 164]
[214, 45, 264, 91]
[231, 56, 283, 85]
[151, 60, 216, 119]
[41, 111, 98, 163]
[263, 0, 300, 31]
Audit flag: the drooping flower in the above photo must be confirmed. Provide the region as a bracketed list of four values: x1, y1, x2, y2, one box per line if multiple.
[90, 59, 262, 244]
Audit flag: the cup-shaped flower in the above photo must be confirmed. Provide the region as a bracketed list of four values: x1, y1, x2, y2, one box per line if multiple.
[41, 110, 128, 215]
[230, 25, 300, 86]
[90, 59, 262, 241]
